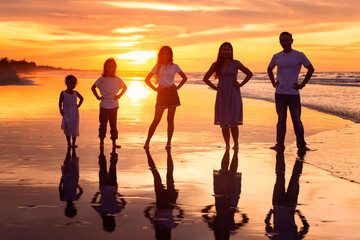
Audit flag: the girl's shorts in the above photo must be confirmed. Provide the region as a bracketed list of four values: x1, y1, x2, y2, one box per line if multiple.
[156, 85, 180, 109]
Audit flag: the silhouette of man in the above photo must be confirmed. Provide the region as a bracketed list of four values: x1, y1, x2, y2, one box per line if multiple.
[268, 32, 315, 152]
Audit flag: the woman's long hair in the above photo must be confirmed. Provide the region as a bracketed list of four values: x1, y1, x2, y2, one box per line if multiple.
[102, 58, 117, 78]
[214, 42, 233, 79]
[155, 46, 174, 79]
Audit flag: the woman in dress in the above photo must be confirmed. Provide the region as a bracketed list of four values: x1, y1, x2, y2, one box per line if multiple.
[203, 42, 253, 149]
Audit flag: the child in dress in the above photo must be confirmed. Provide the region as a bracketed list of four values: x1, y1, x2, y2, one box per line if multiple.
[59, 75, 84, 148]
[144, 46, 187, 149]
[91, 58, 127, 150]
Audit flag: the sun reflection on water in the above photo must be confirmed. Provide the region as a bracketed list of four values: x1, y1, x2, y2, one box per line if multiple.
[126, 80, 151, 106]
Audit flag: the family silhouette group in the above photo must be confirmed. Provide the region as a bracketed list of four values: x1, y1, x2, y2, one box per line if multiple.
[59, 32, 314, 152]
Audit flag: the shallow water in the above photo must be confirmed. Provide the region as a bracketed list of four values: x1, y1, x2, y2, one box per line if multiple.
[0, 71, 359, 239]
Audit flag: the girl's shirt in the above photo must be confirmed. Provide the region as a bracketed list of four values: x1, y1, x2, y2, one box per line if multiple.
[95, 76, 125, 109]
[151, 64, 181, 88]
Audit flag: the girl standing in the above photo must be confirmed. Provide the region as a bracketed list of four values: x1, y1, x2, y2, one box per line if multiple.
[59, 75, 84, 148]
[144, 46, 187, 149]
[91, 58, 127, 150]
[203, 42, 253, 150]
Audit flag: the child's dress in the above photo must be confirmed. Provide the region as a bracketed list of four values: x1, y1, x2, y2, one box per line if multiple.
[61, 90, 79, 137]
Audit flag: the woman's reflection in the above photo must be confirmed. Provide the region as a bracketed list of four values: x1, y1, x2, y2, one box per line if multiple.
[59, 147, 83, 218]
[265, 150, 309, 239]
[144, 149, 184, 240]
[91, 147, 126, 232]
[202, 149, 249, 240]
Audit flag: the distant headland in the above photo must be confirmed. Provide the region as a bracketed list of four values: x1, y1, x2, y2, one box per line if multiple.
[0, 57, 63, 73]
[0, 57, 65, 86]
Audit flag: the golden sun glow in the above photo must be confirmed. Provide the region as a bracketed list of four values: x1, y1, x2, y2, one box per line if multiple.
[117, 51, 157, 65]
[126, 80, 151, 105]
[0, 1, 359, 71]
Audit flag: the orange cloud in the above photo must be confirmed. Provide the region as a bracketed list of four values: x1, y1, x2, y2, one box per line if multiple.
[99, 1, 238, 11]
[0, 0, 359, 71]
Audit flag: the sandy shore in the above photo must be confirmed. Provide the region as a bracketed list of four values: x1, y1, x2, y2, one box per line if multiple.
[0, 79, 359, 239]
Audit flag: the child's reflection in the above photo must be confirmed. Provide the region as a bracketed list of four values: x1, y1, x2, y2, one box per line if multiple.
[265, 150, 309, 239]
[59, 147, 83, 218]
[91, 147, 126, 232]
[202, 149, 249, 240]
[144, 149, 184, 240]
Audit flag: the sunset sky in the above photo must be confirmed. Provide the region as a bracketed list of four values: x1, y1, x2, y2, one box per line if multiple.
[0, 0, 359, 72]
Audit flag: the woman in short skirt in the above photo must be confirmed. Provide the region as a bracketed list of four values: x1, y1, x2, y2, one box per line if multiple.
[144, 46, 187, 149]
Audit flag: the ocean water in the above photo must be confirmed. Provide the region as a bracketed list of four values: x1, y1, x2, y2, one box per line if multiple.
[182, 71, 360, 123]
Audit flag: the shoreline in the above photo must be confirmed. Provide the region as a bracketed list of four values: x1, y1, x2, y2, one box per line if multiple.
[296, 123, 360, 184]
[243, 95, 359, 123]
[240, 97, 360, 185]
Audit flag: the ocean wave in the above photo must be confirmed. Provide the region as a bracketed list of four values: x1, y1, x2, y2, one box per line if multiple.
[170, 72, 360, 123]
[240, 82, 360, 123]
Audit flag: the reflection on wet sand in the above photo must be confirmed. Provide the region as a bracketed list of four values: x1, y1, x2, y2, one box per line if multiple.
[91, 147, 126, 232]
[144, 149, 184, 240]
[59, 147, 83, 218]
[265, 150, 309, 239]
[202, 149, 249, 240]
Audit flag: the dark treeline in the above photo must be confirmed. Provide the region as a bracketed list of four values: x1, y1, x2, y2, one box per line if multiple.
[0, 57, 62, 72]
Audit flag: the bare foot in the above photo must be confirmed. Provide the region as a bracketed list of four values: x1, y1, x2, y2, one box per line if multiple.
[143, 142, 150, 149]
[165, 144, 171, 150]
[270, 144, 285, 152]
[71, 145, 78, 148]
[298, 146, 310, 152]
[113, 144, 121, 149]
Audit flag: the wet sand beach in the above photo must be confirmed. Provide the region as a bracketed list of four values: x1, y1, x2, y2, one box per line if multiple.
[0, 71, 359, 239]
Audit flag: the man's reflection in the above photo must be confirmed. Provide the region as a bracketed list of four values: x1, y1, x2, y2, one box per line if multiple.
[265, 150, 309, 239]
[59, 147, 83, 218]
[144, 149, 184, 240]
[202, 149, 249, 240]
[91, 147, 126, 232]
